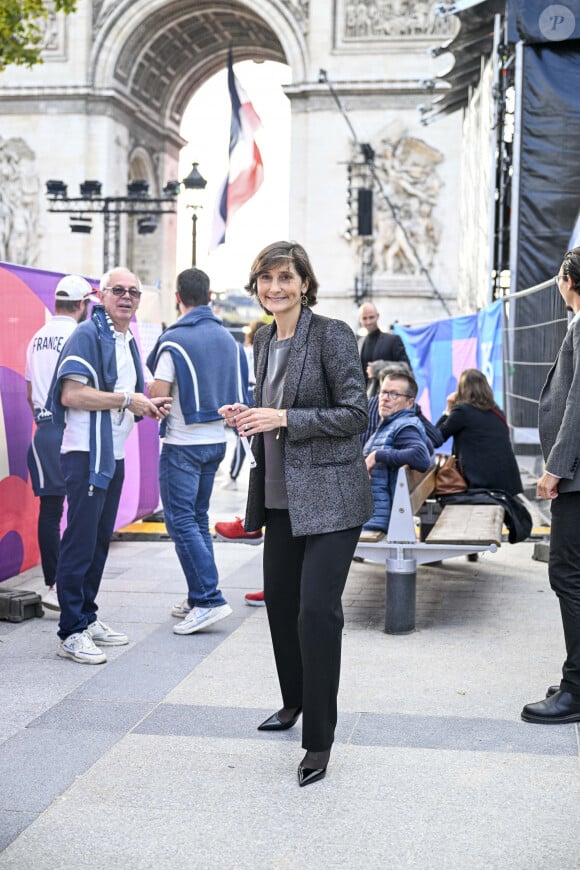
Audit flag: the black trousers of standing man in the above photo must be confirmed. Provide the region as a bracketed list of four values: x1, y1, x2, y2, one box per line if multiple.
[549, 492, 580, 695]
[263, 509, 361, 751]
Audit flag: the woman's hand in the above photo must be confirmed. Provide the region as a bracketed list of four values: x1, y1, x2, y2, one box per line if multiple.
[445, 390, 458, 414]
[218, 403, 249, 428]
[537, 470, 560, 500]
[365, 451, 377, 474]
[235, 406, 286, 436]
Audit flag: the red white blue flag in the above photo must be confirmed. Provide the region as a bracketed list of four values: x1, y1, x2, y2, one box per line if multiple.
[210, 53, 264, 250]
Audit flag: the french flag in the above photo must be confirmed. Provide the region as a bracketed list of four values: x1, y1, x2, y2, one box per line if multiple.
[210, 53, 264, 250]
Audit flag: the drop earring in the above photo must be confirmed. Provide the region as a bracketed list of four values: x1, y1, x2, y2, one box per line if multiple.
[300, 294, 308, 306]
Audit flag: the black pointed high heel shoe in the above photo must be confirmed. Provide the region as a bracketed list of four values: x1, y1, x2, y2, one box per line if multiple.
[297, 763, 327, 787]
[297, 749, 330, 787]
[257, 707, 302, 731]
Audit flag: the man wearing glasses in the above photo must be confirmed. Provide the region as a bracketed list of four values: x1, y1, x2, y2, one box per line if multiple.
[26, 274, 93, 613]
[361, 370, 433, 533]
[49, 267, 171, 664]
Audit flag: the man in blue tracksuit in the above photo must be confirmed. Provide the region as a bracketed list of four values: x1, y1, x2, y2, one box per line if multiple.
[26, 274, 93, 611]
[50, 267, 171, 664]
[362, 370, 433, 532]
[148, 268, 249, 635]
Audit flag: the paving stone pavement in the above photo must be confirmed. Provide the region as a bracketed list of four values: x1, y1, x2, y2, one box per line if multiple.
[0, 445, 579, 869]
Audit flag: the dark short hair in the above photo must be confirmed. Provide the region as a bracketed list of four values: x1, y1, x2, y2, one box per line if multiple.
[245, 241, 319, 311]
[561, 247, 580, 291]
[381, 371, 418, 400]
[176, 268, 210, 307]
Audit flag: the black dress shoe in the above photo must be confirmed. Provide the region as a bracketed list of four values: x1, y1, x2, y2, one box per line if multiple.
[521, 690, 580, 724]
[257, 708, 302, 731]
[546, 685, 560, 698]
[298, 764, 327, 787]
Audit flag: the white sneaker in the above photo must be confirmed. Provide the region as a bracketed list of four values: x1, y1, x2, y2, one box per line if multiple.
[173, 603, 232, 635]
[57, 631, 107, 664]
[86, 618, 129, 646]
[172, 598, 192, 618]
[42, 585, 60, 611]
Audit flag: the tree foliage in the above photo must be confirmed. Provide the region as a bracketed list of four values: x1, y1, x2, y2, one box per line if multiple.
[0, 1, 77, 72]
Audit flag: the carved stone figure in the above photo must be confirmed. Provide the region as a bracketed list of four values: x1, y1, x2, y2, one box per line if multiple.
[282, 0, 310, 34]
[0, 138, 40, 266]
[92, 0, 117, 31]
[40, 10, 60, 51]
[348, 130, 443, 276]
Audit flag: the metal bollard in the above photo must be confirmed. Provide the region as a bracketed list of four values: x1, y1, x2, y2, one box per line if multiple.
[385, 557, 417, 634]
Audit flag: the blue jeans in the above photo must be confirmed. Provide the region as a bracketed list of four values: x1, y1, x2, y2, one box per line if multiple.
[56, 453, 125, 640]
[159, 442, 227, 608]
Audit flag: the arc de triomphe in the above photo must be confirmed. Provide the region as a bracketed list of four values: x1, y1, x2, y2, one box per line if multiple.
[0, 0, 461, 326]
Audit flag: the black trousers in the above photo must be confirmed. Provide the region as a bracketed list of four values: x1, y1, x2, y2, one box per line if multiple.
[263, 509, 361, 751]
[549, 492, 580, 694]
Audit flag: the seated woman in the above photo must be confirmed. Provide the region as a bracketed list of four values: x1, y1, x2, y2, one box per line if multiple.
[435, 368, 523, 495]
[363, 370, 433, 532]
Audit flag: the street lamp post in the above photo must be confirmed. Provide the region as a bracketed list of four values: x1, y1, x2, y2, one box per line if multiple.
[190, 208, 199, 266]
[181, 163, 207, 266]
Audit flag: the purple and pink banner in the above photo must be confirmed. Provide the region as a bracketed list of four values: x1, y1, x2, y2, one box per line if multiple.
[394, 300, 504, 423]
[0, 262, 161, 584]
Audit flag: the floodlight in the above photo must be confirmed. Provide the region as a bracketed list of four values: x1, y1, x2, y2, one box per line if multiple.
[46, 180, 68, 198]
[69, 215, 92, 234]
[127, 179, 150, 197]
[137, 216, 158, 234]
[80, 180, 102, 197]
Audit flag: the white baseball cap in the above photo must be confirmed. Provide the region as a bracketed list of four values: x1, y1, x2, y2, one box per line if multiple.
[54, 275, 93, 301]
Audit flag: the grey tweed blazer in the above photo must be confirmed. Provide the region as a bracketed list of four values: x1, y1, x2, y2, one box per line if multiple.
[244, 307, 374, 537]
[538, 315, 580, 492]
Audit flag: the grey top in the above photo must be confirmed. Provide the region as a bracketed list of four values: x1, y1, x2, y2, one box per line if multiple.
[263, 335, 291, 509]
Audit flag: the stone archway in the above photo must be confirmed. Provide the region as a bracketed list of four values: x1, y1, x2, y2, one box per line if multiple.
[0, 0, 463, 326]
[90, 0, 306, 133]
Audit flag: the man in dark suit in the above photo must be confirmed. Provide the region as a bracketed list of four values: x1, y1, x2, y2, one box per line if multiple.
[521, 247, 580, 724]
[358, 302, 410, 384]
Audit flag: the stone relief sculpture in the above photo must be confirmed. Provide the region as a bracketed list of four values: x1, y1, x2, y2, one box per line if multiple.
[94, 0, 309, 35]
[0, 138, 40, 267]
[343, 0, 454, 39]
[39, 1, 66, 55]
[92, 0, 116, 31]
[349, 131, 443, 276]
[281, 0, 310, 33]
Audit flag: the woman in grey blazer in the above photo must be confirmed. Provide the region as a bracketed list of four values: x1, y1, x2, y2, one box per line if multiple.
[221, 241, 373, 786]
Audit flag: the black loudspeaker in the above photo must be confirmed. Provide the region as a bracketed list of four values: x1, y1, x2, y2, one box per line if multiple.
[357, 188, 373, 236]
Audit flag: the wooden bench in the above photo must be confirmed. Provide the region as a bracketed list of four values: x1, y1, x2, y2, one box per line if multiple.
[354, 465, 504, 634]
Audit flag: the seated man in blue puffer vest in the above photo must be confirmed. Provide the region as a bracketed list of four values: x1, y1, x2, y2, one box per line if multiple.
[362, 369, 433, 532]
